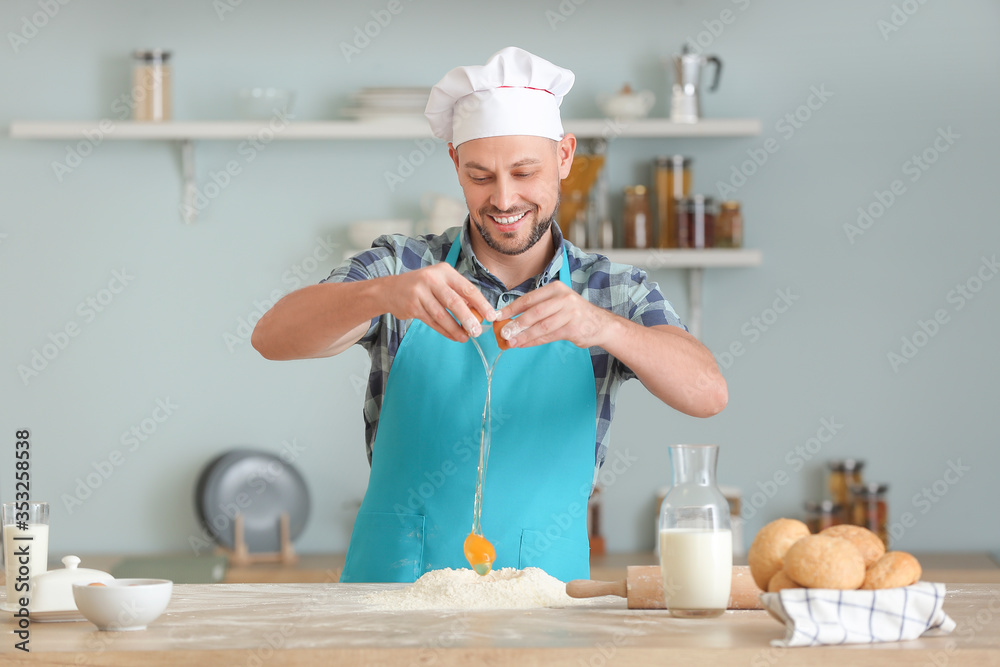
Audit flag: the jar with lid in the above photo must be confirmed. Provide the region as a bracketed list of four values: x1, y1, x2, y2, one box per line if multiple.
[675, 195, 715, 248]
[826, 459, 864, 508]
[653, 156, 691, 249]
[659, 444, 732, 618]
[848, 482, 889, 548]
[132, 49, 172, 122]
[804, 500, 843, 533]
[715, 201, 743, 248]
[623, 185, 651, 249]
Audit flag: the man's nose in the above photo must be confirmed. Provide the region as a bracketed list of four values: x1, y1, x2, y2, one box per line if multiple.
[490, 176, 517, 212]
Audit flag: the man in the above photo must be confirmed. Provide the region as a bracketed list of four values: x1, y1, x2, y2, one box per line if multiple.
[252, 47, 727, 583]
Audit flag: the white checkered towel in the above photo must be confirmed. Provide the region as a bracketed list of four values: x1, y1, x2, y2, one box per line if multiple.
[760, 582, 956, 647]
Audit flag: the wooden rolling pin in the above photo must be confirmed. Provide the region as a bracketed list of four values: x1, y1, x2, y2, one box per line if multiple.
[566, 565, 763, 610]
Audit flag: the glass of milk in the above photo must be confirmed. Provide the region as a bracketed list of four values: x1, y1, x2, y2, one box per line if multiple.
[2, 502, 50, 611]
[658, 445, 731, 618]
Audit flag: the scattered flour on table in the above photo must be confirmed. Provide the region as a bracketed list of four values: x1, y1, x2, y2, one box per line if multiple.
[365, 567, 586, 610]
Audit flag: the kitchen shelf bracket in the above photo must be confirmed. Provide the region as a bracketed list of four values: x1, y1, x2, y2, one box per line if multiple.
[687, 267, 703, 340]
[179, 139, 197, 224]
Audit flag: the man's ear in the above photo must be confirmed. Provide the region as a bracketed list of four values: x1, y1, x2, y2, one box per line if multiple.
[448, 142, 459, 173]
[557, 133, 576, 180]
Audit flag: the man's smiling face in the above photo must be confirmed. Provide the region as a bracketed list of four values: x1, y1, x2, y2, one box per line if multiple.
[451, 134, 575, 256]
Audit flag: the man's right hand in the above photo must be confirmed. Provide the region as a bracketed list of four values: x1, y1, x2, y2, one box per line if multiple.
[252, 262, 496, 361]
[383, 263, 496, 343]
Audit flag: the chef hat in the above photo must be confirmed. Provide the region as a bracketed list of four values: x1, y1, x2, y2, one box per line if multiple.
[425, 47, 575, 146]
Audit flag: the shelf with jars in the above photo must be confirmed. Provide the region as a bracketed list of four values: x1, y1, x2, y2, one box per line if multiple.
[9, 117, 762, 335]
[560, 143, 762, 338]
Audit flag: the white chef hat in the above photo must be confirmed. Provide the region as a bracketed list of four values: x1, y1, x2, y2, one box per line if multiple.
[425, 46, 575, 147]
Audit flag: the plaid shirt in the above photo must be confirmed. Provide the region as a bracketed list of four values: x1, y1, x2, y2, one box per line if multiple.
[321, 221, 685, 481]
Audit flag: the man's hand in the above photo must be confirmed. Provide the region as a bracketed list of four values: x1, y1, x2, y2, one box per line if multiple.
[495, 281, 727, 418]
[384, 263, 497, 343]
[494, 281, 609, 349]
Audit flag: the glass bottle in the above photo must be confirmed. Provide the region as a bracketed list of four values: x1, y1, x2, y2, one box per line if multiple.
[132, 49, 172, 122]
[623, 185, 651, 249]
[653, 156, 691, 249]
[658, 444, 732, 618]
[848, 482, 889, 548]
[715, 200, 743, 248]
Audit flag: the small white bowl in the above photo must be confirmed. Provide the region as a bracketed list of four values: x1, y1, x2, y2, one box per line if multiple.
[72, 579, 173, 631]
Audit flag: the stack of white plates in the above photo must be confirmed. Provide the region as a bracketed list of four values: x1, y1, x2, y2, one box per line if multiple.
[343, 86, 431, 121]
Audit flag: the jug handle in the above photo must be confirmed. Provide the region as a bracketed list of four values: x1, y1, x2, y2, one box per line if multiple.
[706, 56, 723, 92]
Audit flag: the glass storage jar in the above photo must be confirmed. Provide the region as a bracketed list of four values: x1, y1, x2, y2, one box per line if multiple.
[827, 459, 865, 508]
[715, 200, 743, 248]
[675, 195, 715, 248]
[804, 500, 843, 533]
[653, 155, 691, 249]
[132, 49, 172, 122]
[849, 482, 889, 548]
[623, 185, 651, 249]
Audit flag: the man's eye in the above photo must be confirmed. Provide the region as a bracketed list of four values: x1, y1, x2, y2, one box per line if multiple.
[513, 172, 534, 179]
[470, 176, 489, 183]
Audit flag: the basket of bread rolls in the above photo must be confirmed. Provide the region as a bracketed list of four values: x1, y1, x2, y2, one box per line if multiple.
[749, 519, 921, 594]
[750, 519, 954, 647]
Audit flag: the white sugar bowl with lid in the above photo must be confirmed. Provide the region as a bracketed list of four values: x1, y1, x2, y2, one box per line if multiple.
[28, 555, 114, 620]
[596, 84, 655, 120]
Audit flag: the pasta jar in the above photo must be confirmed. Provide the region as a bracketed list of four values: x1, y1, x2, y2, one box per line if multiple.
[848, 482, 889, 548]
[826, 459, 864, 508]
[132, 49, 172, 121]
[653, 155, 691, 249]
[623, 185, 651, 249]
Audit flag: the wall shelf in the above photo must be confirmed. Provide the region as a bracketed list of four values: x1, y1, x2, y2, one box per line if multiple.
[592, 248, 761, 268]
[586, 248, 762, 338]
[9, 117, 762, 141]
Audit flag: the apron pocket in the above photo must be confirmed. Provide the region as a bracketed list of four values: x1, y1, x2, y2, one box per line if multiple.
[341, 512, 425, 583]
[518, 529, 590, 583]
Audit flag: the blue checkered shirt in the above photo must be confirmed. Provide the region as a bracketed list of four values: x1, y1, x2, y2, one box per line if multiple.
[321, 221, 685, 481]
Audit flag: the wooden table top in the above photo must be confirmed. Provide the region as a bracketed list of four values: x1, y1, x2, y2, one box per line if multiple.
[65, 550, 1000, 584]
[1, 580, 998, 666]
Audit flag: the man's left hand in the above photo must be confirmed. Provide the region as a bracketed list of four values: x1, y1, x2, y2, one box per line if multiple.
[495, 282, 610, 349]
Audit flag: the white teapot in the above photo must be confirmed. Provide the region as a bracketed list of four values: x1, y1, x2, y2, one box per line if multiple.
[596, 84, 655, 120]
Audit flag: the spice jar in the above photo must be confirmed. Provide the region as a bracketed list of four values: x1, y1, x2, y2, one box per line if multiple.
[623, 185, 651, 249]
[848, 482, 889, 548]
[675, 195, 715, 248]
[827, 459, 864, 508]
[715, 200, 743, 248]
[653, 156, 691, 249]
[132, 49, 172, 122]
[804, 500, 843, 534]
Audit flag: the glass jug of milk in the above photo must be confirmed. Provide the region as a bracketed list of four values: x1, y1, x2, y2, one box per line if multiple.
[658, 444, 732, 618]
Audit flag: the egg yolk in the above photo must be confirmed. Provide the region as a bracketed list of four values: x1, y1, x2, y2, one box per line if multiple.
[493, 318, 513, 350]
[87, 582, 106, 586]
[464, 532, 497, 576]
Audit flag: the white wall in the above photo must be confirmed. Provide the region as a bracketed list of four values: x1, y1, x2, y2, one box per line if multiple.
[1, 0, 997, 557]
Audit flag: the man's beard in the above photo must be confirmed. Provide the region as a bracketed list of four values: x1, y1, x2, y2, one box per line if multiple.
[472, 194, 560, 257]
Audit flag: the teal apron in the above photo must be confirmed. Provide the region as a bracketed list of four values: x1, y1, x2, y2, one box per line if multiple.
[340, 231, 597, 583]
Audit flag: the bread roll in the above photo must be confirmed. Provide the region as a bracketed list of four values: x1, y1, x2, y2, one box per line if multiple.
[748, 519, 811, 589]
[767, 570, 800, 593]
[861, 551, 922, 589]
[783, 535, 866, 590]
[820, 524, 886, 568]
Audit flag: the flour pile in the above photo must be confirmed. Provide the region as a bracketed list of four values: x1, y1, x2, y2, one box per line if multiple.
[365, 567, 582, 610]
